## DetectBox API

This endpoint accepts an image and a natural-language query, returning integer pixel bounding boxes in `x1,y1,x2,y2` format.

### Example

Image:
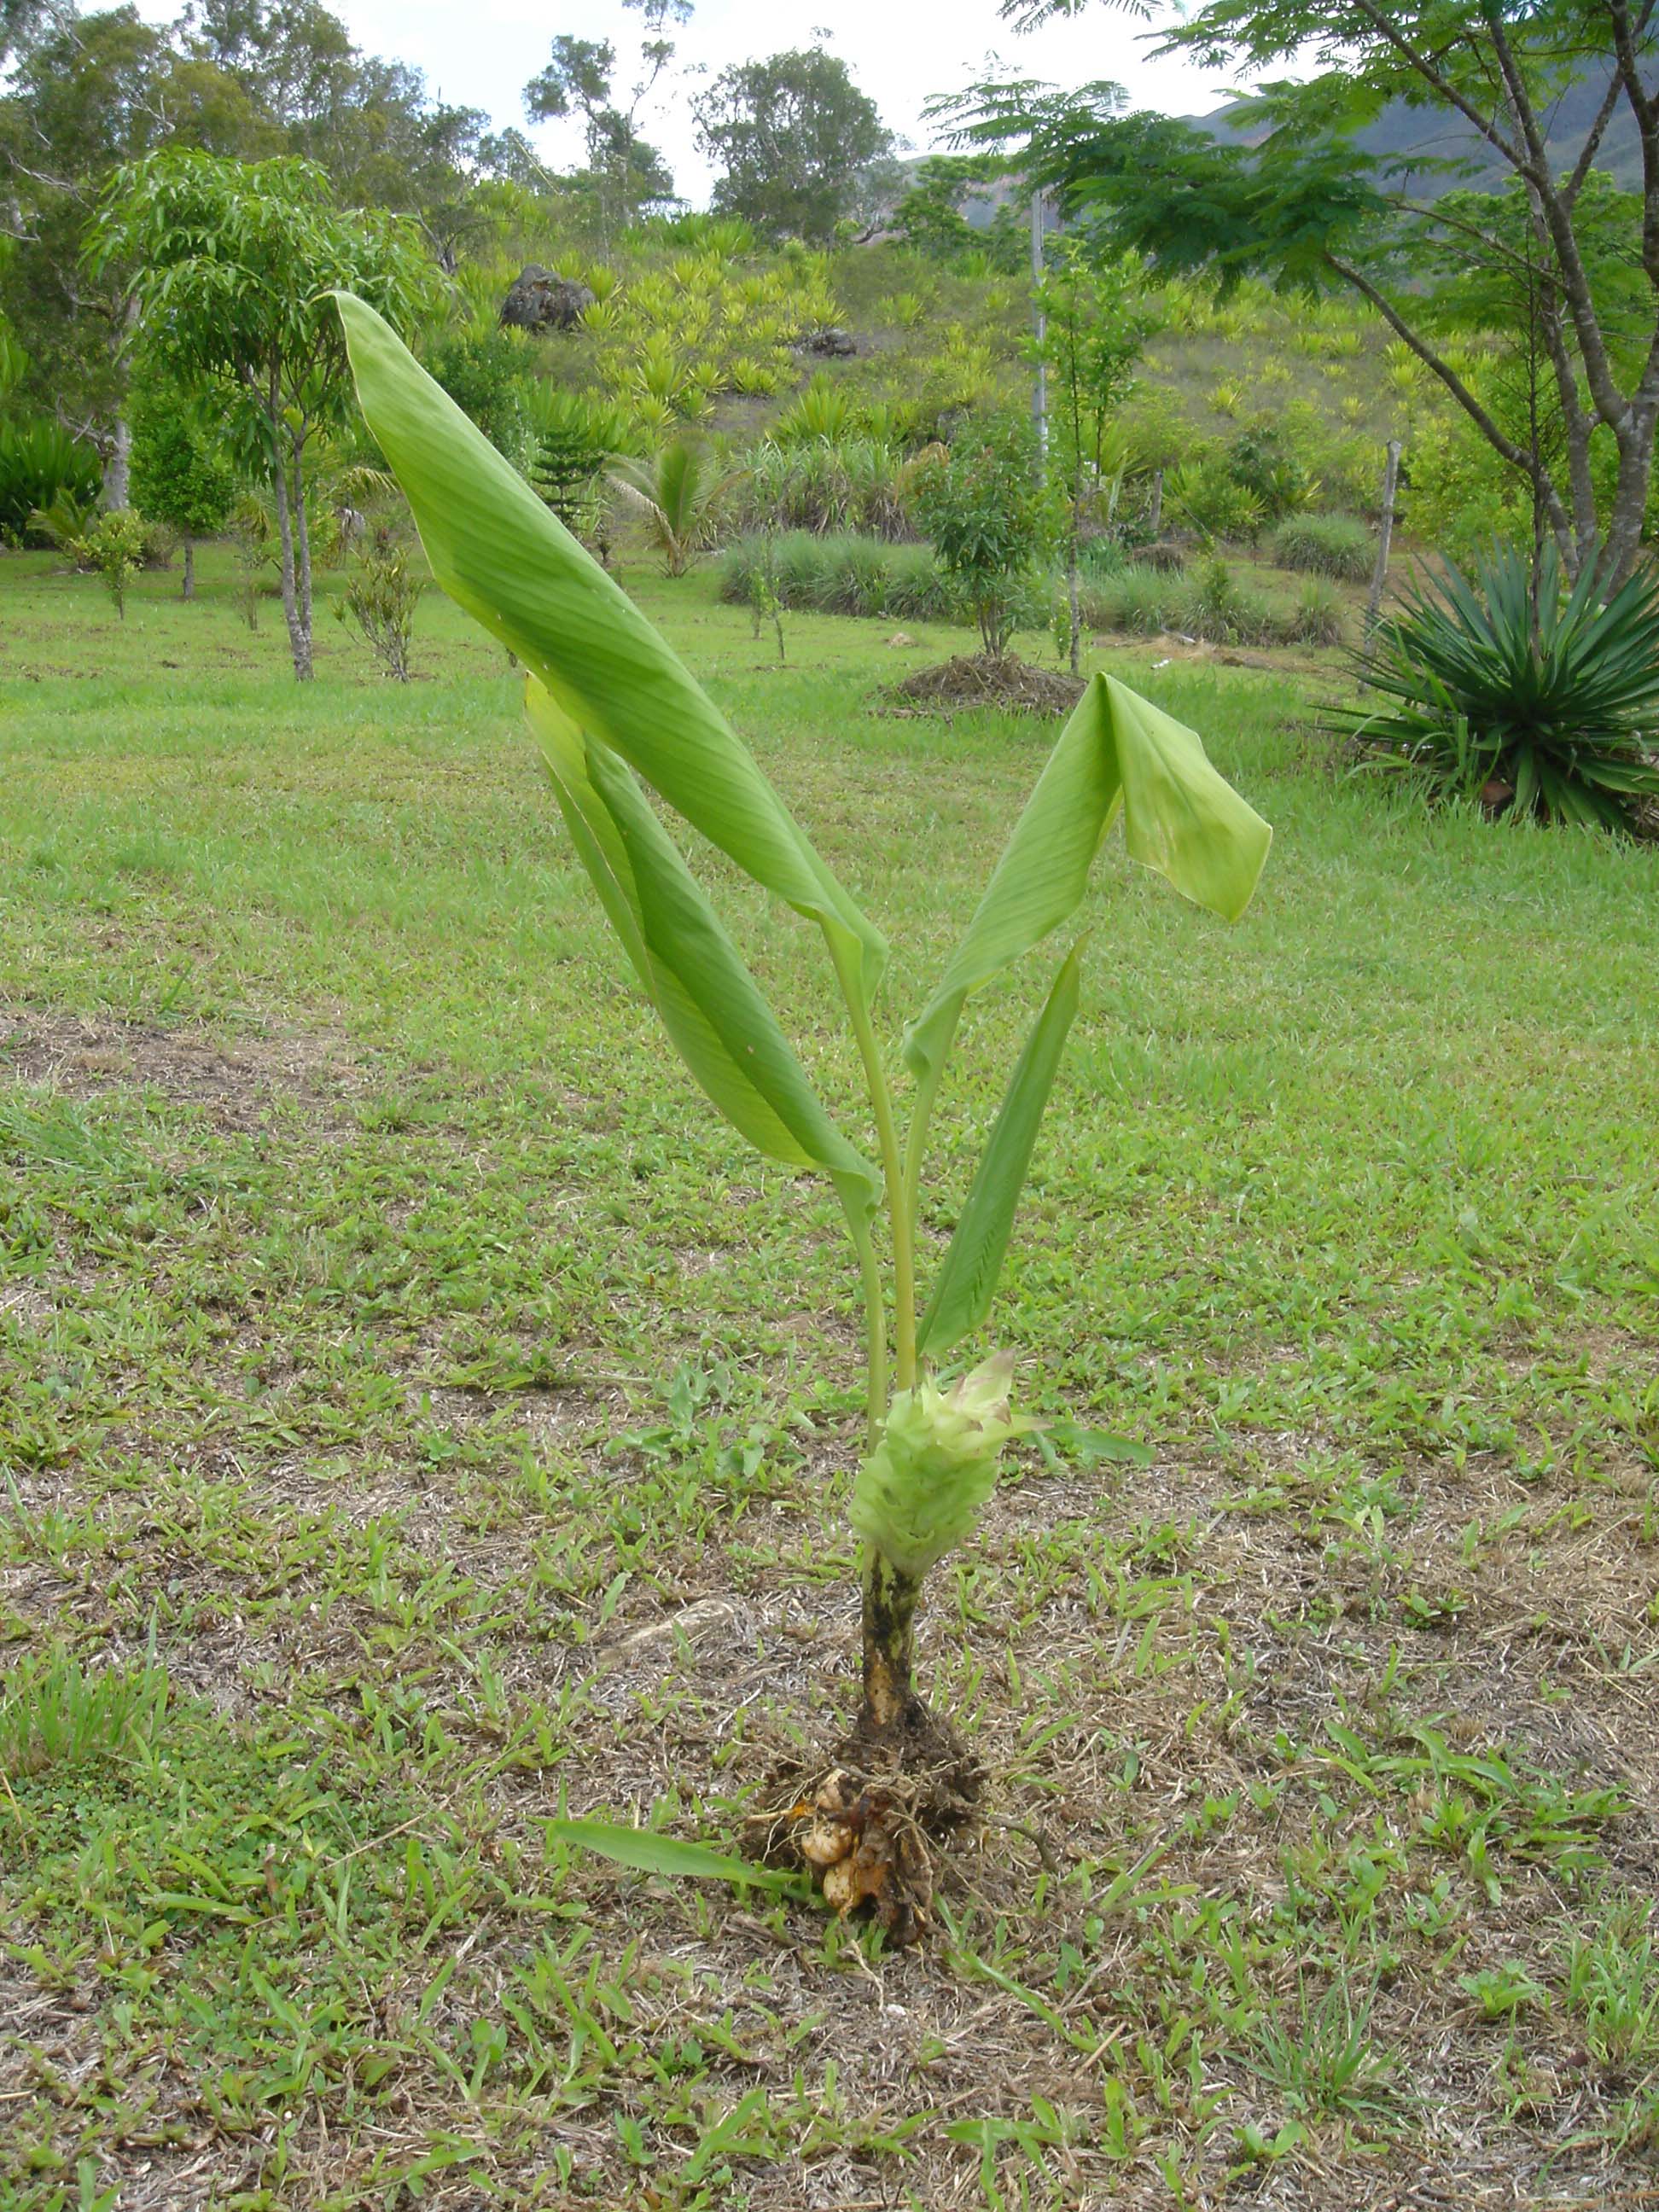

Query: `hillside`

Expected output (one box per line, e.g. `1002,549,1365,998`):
1198,58,1637,195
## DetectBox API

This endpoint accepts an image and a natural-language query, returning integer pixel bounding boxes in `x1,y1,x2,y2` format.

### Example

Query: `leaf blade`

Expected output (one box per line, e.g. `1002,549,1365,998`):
545,1819,808,1895
917,940,1086,1357
905,672,1271,1091
527,679,881,1225
330,290,887,1010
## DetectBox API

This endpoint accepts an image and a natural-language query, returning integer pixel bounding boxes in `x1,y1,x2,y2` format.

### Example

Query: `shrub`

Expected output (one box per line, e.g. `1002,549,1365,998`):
63,509,152,617
737,437,916,541
1336,543,1659,832
336,525,423,679
1225,423,1314,520
426,330,531,466
719,531,958,622
1180,556,1278,646
912,414,1057,656
773,374,857,445
884,541,958,621
1165,457,1266,544
1288,577,1347,647
1086,562,1176,637
0,418,102,545
1272,514,1373,582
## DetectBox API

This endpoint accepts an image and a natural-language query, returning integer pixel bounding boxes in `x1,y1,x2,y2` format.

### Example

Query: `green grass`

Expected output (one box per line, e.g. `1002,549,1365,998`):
2,543,1657,2208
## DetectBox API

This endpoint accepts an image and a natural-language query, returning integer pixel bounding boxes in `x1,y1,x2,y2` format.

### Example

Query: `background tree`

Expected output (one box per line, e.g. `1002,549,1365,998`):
693,44,899,243
1032,240,1155,671
523,0,690,236
0,5,256,504
129,376,236,597
941,0,1659,587
90,150,434,679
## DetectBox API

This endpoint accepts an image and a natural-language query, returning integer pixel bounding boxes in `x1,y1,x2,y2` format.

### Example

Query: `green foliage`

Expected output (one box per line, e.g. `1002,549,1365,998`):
1225,423,1314,519
736,437,918,541
772,374,856,445
912,415,1057,656
335,525,423,679
130,387,236,543
1272,512,1372,580
693,44,899,243
1081,560,1177,637
62,507,152,617
1183,554,1279,646
719,531,960,622
1289,575,1347,646
1341,544,1659,832
525,386,632,538
0,416,101,545
1164,457,1266,544
90,148,435,677
608,440,736,576
425,329,532,466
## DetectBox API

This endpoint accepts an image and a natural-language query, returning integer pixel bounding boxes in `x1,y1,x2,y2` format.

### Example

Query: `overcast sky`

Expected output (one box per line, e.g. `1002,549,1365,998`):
289,0,1238,202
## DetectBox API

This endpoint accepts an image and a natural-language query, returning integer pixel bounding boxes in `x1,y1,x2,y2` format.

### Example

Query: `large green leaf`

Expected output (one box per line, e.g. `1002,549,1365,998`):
330,291,886,1012
527,679,880,1225
905,674,1272,1103
917,940,1085,1356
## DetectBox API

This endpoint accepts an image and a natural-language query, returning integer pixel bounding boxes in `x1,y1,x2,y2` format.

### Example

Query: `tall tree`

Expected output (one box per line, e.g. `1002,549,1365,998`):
89,150,433,678
940,0,1659,586
692,44,899,243
523,0,690,236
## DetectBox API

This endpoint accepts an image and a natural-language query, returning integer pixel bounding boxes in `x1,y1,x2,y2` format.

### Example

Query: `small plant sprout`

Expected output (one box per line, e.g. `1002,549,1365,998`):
332,292,1272,1937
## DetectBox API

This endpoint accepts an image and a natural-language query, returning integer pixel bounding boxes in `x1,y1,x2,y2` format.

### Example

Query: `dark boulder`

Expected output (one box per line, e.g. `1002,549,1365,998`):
798,326,857,358
500,265,597,335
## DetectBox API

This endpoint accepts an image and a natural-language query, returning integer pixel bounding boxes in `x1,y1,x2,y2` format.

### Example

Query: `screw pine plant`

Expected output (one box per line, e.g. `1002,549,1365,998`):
332,292,1272,1930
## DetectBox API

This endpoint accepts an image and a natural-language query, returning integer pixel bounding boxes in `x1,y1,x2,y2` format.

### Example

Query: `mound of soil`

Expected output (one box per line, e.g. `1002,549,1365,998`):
882,652,1086,718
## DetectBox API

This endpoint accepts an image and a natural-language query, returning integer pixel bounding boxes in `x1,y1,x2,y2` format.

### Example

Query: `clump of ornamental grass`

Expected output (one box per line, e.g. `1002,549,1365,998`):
333,292,1273,1941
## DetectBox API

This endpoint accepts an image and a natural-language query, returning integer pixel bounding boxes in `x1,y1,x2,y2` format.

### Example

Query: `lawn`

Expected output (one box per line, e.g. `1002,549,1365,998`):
2,545,1658,2211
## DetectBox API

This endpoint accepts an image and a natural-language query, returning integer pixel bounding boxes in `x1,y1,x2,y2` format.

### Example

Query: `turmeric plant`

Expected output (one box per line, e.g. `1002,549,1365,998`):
332,292,1272,1924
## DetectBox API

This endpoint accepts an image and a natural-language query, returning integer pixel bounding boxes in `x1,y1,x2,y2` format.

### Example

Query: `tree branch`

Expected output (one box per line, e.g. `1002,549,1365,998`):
1346,0,1529,175
1324,248,1574,544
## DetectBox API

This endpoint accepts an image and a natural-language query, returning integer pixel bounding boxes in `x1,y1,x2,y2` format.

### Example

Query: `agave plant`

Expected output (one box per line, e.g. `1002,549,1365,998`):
1339,544,1659,832
331,293,1272,1933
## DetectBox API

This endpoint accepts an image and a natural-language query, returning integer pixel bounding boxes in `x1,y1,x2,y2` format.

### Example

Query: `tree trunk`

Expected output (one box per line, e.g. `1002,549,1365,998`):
1148,468,1163,537
182,539,195,601
271,443,313,682
1068,521,1082,678
861,1549,924,1731
102,418,131,512
1365,439,1403,637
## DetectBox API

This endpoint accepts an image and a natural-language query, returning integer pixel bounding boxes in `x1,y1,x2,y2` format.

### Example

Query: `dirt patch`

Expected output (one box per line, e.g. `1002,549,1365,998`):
880,652,1087,718
0,1004,371,1135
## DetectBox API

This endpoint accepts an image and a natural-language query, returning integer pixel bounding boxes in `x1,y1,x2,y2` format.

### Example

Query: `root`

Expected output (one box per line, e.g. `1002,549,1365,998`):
746,1702,984,1946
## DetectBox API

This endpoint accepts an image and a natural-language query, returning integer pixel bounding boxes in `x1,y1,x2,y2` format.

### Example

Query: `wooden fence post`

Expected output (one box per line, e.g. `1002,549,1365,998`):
1365,439,1403,636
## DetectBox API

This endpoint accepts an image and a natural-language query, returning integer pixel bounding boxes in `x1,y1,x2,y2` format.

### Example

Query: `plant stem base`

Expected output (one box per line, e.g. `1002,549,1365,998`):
747,1701,983,1947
